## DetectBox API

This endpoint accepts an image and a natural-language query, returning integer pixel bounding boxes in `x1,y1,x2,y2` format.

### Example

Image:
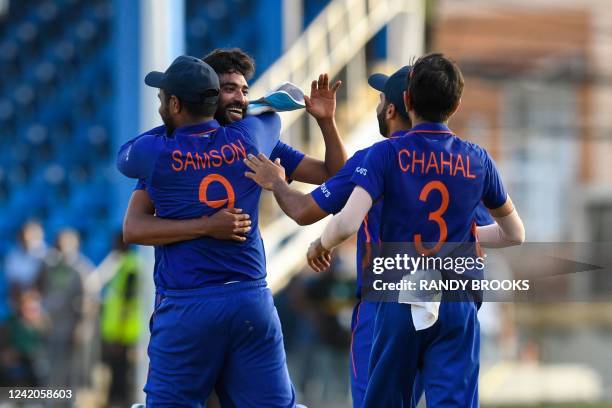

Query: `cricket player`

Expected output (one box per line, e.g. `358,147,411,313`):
244,65,496,407
306,53,525,407
123,48,346,246
116,56,321,407
119,48,345,407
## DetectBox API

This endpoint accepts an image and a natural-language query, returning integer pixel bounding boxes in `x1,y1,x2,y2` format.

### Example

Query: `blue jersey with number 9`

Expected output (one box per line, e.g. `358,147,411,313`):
117,113,304,289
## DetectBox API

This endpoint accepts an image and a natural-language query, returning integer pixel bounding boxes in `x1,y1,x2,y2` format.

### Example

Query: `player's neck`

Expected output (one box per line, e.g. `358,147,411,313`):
388,119,411,136
410,115,448,128
174,115,215,130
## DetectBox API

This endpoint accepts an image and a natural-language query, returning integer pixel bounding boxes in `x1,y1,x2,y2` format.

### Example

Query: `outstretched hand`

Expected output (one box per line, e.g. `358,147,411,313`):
305,73,341,121
306,238,332,272
244,153,286,191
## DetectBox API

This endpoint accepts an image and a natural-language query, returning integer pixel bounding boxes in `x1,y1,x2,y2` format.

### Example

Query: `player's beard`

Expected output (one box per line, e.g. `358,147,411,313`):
215,103,248,125
160,106,176,134
377,110,389,137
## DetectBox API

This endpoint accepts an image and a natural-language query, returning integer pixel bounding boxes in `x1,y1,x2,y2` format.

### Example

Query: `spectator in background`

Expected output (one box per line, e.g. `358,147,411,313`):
38,228,86,389
100,233,143,407
1,234,48,388
0,265,19,385
4,220,48,294
55,228,95,279
0,289,48,387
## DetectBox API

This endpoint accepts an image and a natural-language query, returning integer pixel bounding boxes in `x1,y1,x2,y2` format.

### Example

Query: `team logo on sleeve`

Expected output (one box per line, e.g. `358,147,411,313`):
355,167,368,176
320,183,331,198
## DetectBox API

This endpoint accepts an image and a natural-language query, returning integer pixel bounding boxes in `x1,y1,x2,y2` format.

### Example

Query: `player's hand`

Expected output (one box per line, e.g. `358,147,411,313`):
305,73,341,121
307,238,332,272
202,208,251,242
244,153,286,191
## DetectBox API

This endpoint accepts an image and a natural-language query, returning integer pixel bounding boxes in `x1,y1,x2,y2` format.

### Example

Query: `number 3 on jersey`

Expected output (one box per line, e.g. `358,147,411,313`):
414,180,449,256
199,174,236,209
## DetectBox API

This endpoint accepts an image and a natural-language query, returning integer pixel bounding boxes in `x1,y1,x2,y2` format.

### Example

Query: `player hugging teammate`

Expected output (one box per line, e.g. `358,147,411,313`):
117,49,345,407
116,50,524,407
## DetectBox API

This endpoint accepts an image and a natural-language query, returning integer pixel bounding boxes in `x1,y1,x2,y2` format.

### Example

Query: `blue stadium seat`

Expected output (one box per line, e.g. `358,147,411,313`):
0,0,114,262
185,0,280,80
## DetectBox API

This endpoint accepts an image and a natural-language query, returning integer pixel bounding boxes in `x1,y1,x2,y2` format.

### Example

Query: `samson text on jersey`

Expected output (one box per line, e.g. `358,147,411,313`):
117,113,298,289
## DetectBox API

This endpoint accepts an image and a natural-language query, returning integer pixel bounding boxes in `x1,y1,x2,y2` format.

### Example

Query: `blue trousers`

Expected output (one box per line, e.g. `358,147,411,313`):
145,280,296,407
351,300,422,408
364,301,480,408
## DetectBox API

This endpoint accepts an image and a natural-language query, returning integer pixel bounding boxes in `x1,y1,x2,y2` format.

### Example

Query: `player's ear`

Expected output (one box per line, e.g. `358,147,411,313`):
403,90,412,113
387,103,397,120
171,96,181,114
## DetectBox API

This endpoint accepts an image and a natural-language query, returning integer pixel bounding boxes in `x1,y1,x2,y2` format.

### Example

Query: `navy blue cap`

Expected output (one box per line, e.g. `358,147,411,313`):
368,65,411,119
145,55,220,104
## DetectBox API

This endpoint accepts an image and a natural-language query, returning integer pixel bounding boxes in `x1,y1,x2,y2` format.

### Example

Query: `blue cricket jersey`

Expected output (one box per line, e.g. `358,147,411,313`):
311,148,382,298
352,123,506,278
312,144,497,296
118,113,304,289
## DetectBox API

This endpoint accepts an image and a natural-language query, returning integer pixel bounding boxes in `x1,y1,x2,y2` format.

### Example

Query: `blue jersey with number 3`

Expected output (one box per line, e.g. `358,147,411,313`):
313,143,496,295
117,113,304,289
351,123,506,262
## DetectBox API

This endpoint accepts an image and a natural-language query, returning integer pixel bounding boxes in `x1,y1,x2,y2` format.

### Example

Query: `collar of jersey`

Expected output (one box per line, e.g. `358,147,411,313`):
174,120,220,137
406,122,453,135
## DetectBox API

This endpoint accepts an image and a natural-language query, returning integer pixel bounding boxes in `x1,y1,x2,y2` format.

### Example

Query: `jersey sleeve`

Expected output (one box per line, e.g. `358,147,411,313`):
350,141,390,202
474,202,495,226
134,179,147,191
480,149,508,209
270,141,305,177
310,149,367,214
116,131,165,180
229,112,281,157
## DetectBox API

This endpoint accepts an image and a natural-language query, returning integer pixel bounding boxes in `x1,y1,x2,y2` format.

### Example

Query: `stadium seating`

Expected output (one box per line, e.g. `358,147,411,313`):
0,0,290,263
0,0,113,262
185,0,288,80
0,0,372,264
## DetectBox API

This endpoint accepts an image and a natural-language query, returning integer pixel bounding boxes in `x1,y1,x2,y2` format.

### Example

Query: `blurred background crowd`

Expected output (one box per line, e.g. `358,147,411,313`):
1,0,612,407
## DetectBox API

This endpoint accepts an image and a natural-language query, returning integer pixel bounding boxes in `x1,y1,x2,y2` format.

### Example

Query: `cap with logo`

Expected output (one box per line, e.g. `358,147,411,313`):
367,65,411,119
145,55,220,104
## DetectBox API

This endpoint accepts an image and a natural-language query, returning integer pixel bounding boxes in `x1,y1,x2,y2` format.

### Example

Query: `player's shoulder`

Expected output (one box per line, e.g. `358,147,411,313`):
370,138,396,151
333,147,372,176
134,124,166,140
452,134,490,160
147,124,166,136
367,138,399,161
224,113,279,145
227,112,280,133
348,146,374,163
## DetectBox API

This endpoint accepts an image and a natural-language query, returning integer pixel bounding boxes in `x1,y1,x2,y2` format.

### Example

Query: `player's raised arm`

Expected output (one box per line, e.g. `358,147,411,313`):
230,111,283,156
288,74,347,184
122,188,252,245
244,154,327,225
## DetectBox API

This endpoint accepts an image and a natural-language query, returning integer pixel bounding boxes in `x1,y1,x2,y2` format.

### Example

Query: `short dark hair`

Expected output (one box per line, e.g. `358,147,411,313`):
203,48,255,80
407,53,464,122
164,92,216,117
